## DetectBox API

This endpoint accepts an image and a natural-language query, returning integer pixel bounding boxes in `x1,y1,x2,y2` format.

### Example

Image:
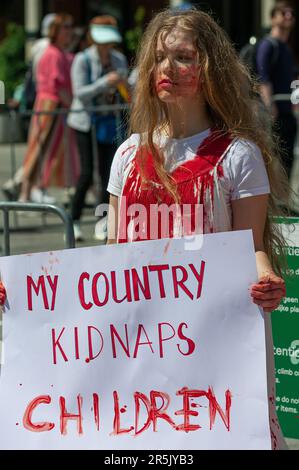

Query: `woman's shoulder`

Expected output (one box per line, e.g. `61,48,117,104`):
39,44,64,68
44,44,62,57
108,134,141,195
224,137,267,181
37,45,58,73
222,137,270,198
227,137,263,163
72,47,91,65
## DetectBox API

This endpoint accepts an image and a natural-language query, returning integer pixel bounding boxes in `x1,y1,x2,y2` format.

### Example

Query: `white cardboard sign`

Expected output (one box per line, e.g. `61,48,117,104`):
0,231,271,449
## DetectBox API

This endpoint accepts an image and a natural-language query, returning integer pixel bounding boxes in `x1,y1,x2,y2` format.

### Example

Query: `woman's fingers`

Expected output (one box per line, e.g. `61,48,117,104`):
251,280,285,290
250,273,286,313
251,289,285,301
250,274,286,301
250,283,271,293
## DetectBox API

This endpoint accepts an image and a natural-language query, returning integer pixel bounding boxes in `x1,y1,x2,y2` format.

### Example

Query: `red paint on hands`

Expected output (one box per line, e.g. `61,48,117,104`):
250,272,286,313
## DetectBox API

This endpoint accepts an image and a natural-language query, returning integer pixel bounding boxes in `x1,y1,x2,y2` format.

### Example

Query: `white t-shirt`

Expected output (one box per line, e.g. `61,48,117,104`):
108,129,270,205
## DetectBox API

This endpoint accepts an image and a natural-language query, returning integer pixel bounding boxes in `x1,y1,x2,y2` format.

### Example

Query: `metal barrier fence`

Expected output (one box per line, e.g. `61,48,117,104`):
0,202,75,256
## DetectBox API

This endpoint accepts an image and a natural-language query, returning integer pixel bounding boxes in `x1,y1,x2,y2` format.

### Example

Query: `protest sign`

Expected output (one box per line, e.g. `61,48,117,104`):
272,218,299,440
0,231,271,450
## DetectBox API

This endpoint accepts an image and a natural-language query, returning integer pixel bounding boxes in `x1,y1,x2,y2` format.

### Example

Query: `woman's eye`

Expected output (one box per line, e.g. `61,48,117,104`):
177,55,193,62
156,55,164,63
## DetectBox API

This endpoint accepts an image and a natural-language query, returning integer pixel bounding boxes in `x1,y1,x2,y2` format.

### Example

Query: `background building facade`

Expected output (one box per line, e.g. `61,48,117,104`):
0,1,298,59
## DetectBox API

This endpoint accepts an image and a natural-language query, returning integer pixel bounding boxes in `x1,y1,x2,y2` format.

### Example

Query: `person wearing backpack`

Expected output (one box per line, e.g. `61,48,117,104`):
239,35,280,79
67,16,128,242
256,1,297,180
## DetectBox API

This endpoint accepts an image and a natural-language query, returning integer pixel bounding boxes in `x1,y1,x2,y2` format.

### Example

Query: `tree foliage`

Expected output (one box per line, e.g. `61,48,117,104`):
0,23,26,100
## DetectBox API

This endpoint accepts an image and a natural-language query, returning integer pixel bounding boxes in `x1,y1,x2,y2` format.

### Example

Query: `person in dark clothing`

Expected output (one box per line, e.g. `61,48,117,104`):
256,1,297,180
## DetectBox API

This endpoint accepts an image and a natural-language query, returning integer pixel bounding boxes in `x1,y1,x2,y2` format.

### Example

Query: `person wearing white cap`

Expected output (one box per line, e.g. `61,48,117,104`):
31,13,57,80
68,16,128,242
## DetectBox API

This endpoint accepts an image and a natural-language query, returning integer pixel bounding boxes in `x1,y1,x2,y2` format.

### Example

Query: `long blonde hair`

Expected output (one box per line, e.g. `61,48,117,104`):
130,8,290,273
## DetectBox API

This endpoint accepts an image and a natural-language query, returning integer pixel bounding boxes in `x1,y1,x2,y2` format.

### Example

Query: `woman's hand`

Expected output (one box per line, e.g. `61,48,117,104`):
106,71,123,87
250,272,286,313
0,282,7,306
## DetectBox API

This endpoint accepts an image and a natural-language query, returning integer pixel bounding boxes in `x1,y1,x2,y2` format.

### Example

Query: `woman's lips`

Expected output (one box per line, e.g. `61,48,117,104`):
157,79,176,90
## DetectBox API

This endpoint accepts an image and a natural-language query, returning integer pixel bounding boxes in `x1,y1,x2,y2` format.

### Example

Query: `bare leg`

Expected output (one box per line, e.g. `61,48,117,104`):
19,178,33,202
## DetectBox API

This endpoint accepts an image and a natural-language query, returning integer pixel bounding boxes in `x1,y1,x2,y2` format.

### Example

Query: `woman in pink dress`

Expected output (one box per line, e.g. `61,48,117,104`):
19,13,80,202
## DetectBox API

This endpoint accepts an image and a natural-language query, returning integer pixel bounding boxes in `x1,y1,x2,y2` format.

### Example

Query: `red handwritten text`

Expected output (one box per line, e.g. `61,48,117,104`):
22,387,232,436
27,275,58,311
51,322,196,365
78,262,206,310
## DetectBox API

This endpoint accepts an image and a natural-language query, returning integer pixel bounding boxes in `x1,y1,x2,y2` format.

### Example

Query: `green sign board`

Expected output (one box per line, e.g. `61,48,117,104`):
272,218,299,440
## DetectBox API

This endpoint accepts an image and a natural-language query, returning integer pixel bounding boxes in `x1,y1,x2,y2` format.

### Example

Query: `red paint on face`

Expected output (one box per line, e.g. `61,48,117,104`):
175,65,200,95
155,29,200,101
156,64,200,97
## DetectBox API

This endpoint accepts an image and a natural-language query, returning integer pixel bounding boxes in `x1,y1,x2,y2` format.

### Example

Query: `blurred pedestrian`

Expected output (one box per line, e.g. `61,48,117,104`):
256,1,297,180
19,13,80,204
1,13,57,201
67,15,128,242
31,13,57,81
68,26,88,54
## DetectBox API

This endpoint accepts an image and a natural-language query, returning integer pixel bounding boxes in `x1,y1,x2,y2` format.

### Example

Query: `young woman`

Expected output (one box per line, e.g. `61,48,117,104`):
106,9,288,449
19,13,79,203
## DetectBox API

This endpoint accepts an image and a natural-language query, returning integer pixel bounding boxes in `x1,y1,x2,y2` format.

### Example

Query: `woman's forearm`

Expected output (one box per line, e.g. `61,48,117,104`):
255,250,275,279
